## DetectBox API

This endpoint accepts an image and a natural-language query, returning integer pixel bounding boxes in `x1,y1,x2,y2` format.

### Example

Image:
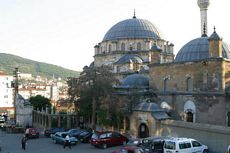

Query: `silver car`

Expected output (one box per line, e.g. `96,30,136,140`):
51,132,78,145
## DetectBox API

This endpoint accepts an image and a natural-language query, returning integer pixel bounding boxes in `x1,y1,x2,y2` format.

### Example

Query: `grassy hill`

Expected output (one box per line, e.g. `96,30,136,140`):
0,53,80,79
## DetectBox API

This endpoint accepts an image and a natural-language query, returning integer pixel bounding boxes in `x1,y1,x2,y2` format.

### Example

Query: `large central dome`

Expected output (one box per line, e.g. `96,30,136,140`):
103,17,164,41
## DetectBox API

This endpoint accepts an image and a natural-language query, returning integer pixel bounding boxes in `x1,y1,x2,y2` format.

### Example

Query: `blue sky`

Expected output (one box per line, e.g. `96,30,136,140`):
0,0,229,71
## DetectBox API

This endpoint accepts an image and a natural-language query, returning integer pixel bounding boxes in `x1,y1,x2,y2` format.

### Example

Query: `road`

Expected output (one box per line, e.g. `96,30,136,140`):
0,130,120,153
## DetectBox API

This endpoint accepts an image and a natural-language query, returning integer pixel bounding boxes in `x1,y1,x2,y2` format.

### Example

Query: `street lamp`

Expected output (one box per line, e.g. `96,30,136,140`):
13,68,19,124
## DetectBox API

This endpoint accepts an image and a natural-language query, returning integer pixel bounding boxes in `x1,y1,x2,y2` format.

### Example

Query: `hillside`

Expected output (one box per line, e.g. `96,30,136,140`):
0,53,80,79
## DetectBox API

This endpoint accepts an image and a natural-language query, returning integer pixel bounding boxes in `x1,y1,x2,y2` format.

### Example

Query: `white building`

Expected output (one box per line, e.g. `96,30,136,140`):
0,71,14,117
19,84,59,101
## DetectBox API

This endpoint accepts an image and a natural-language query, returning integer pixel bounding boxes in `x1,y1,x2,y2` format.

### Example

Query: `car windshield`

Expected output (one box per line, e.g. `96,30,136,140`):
80,131,88,136
91,133,98,139
99,133,111,138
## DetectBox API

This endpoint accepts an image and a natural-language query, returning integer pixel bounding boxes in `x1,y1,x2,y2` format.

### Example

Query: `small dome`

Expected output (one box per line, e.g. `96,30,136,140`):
175,36,230,62
134,102,162,112
121,74,149,87
114,54,143,65
103,17,164,41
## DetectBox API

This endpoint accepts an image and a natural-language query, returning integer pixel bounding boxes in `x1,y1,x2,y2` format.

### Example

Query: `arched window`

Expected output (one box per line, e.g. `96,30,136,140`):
121,43,125,51
108,44,111,52
164,78,169,92
129,45,133,51
133,62,139,72
228,111,230,127
203,70,208,84
137,42,141,50
100,47,103,54
186,77,193,91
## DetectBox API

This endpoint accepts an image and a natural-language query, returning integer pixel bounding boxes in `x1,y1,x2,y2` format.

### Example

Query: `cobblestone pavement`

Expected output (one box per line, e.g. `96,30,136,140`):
0,130,119,153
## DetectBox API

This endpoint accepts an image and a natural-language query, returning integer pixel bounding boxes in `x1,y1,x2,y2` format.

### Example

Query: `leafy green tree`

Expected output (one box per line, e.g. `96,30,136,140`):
67,65,117,129
29,95,51,112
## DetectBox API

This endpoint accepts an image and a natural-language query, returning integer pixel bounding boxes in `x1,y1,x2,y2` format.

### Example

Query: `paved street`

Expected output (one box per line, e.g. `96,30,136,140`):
0,130,119,153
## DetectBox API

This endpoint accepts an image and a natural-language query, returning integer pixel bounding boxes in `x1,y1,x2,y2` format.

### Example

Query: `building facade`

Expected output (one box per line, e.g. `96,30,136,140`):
90,0,230,135
0,71,14,118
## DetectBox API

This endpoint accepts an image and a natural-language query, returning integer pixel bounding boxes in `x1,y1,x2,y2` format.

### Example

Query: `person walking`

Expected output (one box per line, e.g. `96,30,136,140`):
21,135,27,150
63,134,71,149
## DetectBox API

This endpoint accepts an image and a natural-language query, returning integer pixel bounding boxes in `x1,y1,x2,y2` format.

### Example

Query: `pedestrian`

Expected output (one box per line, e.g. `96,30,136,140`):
63,134,71,149
21,135,27,150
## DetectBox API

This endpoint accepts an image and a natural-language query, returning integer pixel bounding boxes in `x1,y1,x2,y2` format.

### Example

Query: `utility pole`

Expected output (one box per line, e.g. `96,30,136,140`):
91,69,97,130
13,68,19,124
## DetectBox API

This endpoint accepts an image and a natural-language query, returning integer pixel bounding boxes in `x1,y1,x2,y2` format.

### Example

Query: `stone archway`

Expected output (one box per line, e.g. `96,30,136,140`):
184,100,196,123
138,123,149,138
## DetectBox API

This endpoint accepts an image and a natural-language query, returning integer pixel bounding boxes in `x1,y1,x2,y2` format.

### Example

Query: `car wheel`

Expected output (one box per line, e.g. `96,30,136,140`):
102,143,107,149
53,139,57,144
203,149,208,153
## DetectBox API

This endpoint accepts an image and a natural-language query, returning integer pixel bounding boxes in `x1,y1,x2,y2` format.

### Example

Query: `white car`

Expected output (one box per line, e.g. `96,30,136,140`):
163,137,208,153
228,145,230,153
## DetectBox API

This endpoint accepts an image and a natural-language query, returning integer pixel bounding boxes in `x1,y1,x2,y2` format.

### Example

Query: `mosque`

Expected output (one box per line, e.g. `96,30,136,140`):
91,0,230,138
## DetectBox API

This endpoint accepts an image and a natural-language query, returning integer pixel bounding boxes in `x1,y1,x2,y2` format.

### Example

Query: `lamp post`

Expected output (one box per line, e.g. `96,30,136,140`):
13,68,19,124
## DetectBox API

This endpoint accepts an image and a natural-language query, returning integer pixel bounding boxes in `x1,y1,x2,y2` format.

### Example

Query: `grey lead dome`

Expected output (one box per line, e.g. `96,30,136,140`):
121,74,149,87
103,18,164,41
175,37,230,62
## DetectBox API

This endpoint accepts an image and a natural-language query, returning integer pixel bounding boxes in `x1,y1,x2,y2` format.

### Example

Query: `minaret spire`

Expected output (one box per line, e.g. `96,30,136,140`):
202,23,207,37
133,9,136,19
197,0,210,36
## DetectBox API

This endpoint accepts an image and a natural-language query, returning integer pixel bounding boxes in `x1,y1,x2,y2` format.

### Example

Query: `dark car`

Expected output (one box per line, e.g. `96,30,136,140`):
44,127,65,137
111,146,145,153
67,129,84,138
77,131,93,143
25,128,39,139
141,136,170,153
90,131,129,149
126,138,143,147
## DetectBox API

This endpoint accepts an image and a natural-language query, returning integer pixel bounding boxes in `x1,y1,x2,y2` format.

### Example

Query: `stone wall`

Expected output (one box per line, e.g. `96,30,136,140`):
156,120,230,153
149,59,224,92
148,59,230,125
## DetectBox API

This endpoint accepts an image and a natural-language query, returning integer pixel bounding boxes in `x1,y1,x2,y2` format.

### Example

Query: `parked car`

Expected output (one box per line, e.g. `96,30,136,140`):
51,132,78,145
141,136,170,153
0,116,5,128
163,137,208,153
25,128,39,139
228,145,230,153
44,127,65,137
66,129,84,138
111,146,145,153
126,138,143,147
77,130,93,143
90,131,129,149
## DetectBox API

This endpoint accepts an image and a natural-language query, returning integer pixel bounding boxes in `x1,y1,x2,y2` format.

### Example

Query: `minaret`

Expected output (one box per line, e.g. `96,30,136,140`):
197,0,210,36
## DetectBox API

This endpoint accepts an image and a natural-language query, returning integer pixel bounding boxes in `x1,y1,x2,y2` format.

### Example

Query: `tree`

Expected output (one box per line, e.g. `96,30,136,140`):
67,65,117,129
30,95,51,112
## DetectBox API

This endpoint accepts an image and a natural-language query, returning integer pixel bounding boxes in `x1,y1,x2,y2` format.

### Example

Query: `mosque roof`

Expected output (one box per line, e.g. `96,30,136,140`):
103,15,164,41
175,31,230,62
114,54,143,65
133,102,170,120
121,73,149,88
